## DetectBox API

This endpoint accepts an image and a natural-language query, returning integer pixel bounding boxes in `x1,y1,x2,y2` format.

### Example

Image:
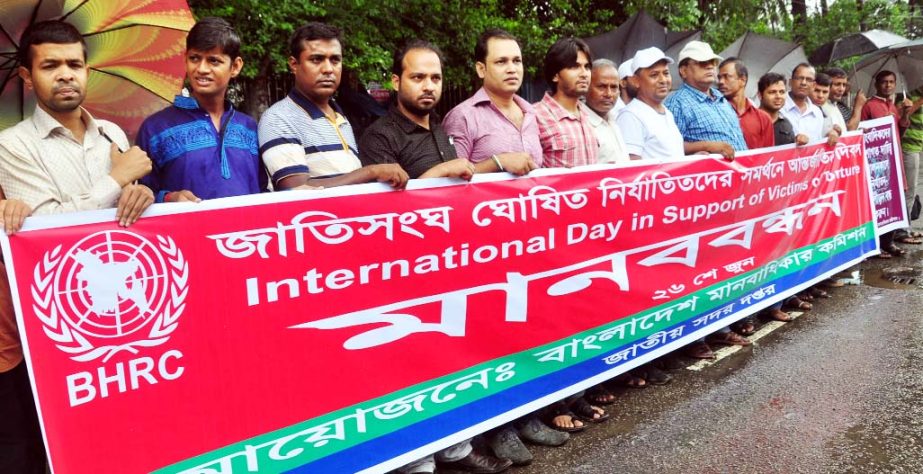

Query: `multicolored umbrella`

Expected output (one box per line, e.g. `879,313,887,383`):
0,0,195,138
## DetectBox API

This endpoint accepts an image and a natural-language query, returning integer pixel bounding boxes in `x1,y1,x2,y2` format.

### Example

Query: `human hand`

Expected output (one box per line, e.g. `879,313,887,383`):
109,143,152,186
855,90,868,108
497,152,536,176
826,129,840,147
437,158,476,180
713,142,735,161
367,164,409,189
795,134,810,146
165,190,201,203
116,184,154,227
0,199,31,234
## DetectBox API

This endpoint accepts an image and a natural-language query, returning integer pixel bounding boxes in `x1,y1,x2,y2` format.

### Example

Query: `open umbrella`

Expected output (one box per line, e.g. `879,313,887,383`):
851,39,923,97
809,29,908,65
0,0,195,138
582,10,701,87
719,31,809,100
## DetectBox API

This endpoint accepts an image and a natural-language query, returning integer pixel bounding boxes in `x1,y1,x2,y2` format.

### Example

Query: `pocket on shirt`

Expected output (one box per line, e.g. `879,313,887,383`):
549,133,576,152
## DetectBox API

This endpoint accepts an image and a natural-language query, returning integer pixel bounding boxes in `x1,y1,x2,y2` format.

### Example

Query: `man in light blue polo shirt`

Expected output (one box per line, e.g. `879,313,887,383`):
258,22,408,190
664,41,747,160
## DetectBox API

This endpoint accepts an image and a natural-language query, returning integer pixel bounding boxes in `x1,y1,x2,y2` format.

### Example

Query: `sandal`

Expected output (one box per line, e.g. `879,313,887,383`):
799,292,815,302
895,235,923,244
615,370,647,389
569,397,609,424
640,365,673,385
875,250,894,259
784,297,812,311
684,341,716,359
543,402,585,432
586,385,616,405
883,243,906,255
763,308,793,322
809,287,831,299
706,331,752,346
731,317,757,336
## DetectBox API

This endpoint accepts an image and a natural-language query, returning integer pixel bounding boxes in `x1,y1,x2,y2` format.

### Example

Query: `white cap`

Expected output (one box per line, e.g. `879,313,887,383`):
630,47,674,75
677,40,723,64
618,60,633,80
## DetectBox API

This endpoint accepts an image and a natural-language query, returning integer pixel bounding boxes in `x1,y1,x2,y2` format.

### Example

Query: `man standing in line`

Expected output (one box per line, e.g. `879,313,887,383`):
810,73,845,139
533,37,599,168
826,67,866,131
258,22,408,191
585,59,629,163
0,20,156,473
137,17,266,203
717,57,774,150
617,59,634,108
862,70,917,256
758,72,808,148
665,41,747,160
442,29,539,176
615,47,683,160
780,63,839,146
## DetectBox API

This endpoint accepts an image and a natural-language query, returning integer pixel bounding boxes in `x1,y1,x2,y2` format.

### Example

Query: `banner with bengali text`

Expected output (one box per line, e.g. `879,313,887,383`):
2,133,877,474
861,116,908,234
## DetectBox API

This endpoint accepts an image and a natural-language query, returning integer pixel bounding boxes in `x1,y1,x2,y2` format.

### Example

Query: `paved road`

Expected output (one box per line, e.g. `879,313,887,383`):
516,250,923,474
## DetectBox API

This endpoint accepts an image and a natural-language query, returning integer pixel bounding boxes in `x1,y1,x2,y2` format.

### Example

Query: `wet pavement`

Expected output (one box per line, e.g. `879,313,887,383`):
514,246,923,474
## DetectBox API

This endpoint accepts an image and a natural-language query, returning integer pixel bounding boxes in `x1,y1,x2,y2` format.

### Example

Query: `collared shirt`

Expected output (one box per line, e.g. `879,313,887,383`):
0,105,125,214
664,83,748,151
258,89,361,186
731,98,774,150
533,92,598,168
772,114,796,146
443,87,542,168
615,99,685,160
821,101,846,136
780,94,825,142
586,108,630,164
861,96,900,125
835,100,852,124
137,95,266,202
359,106,457,178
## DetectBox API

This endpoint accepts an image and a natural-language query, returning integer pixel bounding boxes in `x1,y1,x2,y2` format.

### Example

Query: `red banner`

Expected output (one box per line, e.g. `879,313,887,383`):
3,134,876,473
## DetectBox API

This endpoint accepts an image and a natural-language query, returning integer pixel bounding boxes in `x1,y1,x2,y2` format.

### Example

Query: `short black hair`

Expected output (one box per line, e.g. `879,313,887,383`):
791,62,813,79
758,72,786,94
543,37,593,93
815,72,832,87
187,17,241,59
475,28,519,63
392,39,444,77
719,57,748,79
875,70,896,85
290,22,342,59
18,20,86,69
825,67,847,79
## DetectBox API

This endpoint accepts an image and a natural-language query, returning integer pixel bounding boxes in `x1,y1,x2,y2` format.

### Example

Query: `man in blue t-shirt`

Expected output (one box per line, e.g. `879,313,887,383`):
137,17,266,203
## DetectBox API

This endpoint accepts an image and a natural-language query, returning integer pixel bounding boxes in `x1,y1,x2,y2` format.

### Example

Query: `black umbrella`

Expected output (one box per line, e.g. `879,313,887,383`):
809,29,907,65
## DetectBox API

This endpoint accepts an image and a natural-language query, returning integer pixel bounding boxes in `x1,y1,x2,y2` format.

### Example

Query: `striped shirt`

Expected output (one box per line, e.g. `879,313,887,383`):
664,83,748,151
442,87,543,168
533,92,598,168
0,105,125,214
258,89,361,186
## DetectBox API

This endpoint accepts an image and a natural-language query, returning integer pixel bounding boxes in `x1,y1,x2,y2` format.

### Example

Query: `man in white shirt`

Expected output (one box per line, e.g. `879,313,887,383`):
811,72,845,138
615,47,684,160
780,63,839,145
585,59,629,163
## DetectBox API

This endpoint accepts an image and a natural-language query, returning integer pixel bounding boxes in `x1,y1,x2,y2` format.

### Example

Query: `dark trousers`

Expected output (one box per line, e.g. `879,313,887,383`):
0,362,47,474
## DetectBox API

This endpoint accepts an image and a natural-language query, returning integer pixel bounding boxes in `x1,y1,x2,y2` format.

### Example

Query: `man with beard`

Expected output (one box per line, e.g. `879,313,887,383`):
534,37,599,168
258,22,408,191
617,59,635,107
615,47,683,160
585,59,629,163
665,41,747,160
717,57,774,150
358,40,512,474
443,29,539,176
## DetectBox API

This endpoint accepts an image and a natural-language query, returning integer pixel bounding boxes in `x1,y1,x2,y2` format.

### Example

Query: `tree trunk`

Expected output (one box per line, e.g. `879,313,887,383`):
791,0,808,42
820,0,828,16
857,0,867,31
244,75,271,121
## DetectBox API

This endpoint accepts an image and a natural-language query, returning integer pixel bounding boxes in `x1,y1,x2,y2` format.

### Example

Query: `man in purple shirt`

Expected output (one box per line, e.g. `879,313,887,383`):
443,29,539,175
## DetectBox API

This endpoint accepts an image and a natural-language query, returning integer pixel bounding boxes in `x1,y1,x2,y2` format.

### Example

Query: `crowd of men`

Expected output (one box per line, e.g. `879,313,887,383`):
0,17,920,474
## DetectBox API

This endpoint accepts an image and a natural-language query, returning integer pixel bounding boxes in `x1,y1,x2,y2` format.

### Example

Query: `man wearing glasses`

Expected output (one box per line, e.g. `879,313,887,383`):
780,63,830,143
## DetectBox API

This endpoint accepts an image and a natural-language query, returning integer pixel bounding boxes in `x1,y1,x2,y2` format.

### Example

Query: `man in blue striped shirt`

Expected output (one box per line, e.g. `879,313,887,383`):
664,41,748,161
258,22,407,191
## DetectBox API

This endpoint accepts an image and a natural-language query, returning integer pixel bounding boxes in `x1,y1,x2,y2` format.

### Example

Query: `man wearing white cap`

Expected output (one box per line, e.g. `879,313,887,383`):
585,59,629,163
617,59,634,107
664,40,747,161
614,47,684,160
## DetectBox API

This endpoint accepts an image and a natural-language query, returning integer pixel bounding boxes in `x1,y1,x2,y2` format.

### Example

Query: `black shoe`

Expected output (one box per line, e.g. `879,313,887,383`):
438,451,513,473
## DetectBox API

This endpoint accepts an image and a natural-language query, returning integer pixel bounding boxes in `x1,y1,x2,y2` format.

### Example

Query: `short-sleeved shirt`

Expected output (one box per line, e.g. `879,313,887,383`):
780,94,825,142
0,106,125,215
443,87,542,168
664,83,748,151
861,96,900,125
615,99,684,160
731,98,774,150
772,114,796,146
137,95,266,202
835,100,852,125
902,94,923,153
359,107,457,179
821,101,846,135
586,108,630,164
533,92,598,168
258,89,361,186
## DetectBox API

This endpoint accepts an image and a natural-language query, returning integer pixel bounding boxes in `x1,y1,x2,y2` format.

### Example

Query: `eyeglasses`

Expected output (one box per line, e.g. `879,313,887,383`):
793,76,815,83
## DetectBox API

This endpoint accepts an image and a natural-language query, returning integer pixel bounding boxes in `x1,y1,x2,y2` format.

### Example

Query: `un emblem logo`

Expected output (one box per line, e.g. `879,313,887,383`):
32,231,188,362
